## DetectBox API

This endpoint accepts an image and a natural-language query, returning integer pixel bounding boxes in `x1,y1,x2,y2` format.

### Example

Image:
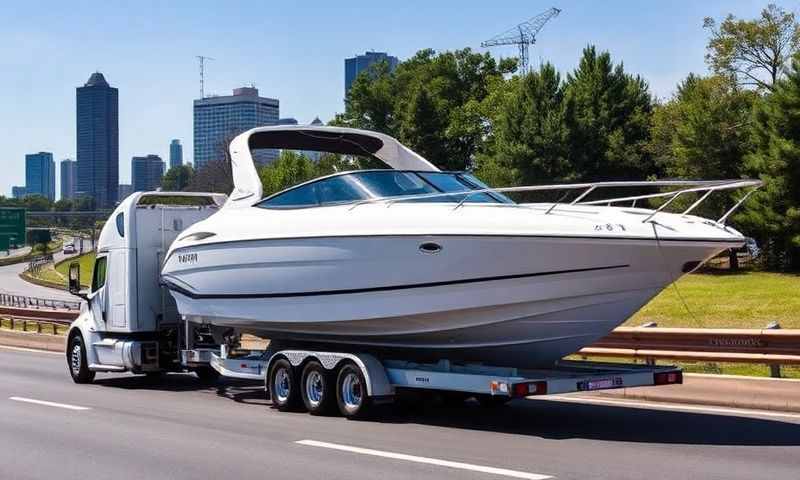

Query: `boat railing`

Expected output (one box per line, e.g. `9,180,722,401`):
348,179,763,224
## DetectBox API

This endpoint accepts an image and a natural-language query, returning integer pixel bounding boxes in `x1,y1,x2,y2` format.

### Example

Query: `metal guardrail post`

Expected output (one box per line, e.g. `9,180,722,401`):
766,321,782,378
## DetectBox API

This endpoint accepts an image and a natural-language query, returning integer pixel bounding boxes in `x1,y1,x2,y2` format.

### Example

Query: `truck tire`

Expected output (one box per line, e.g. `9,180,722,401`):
336,363,371,419
300,361,335,415
67,334,95,384
269,358,301,411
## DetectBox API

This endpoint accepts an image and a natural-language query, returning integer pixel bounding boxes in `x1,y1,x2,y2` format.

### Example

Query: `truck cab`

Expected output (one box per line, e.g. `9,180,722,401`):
66,191,226,383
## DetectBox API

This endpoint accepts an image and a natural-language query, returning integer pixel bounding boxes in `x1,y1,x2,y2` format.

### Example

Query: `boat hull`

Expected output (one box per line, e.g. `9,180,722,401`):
162,235,735,367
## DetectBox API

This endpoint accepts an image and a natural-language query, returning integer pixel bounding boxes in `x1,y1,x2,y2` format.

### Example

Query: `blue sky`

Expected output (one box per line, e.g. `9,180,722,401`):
0,0,771,197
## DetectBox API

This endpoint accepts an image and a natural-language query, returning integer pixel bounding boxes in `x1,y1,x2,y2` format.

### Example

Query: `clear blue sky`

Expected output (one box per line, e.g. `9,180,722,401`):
0,0,771,197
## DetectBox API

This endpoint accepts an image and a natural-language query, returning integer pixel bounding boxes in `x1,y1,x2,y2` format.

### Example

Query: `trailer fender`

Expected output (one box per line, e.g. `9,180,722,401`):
268,350,394,397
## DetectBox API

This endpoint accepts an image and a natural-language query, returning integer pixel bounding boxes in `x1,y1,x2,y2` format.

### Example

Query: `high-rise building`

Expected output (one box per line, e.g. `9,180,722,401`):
60,158,78,200
277,117,298,125
11,186,26,199
193,86,279,169
25,152,56,201
118,183,133,201
344,51,399,99
77,72,119,208
169,139,183,169
131,155,165,192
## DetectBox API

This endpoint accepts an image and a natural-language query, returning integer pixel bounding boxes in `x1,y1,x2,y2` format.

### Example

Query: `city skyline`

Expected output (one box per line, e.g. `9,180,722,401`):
0,1,769,197
76,72,118,208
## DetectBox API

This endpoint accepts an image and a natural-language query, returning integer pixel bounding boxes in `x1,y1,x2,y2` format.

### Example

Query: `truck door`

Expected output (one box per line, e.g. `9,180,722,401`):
87,255,108,325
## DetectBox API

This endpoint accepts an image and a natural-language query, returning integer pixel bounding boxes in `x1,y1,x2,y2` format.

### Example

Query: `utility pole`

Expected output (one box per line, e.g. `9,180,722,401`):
196,55,214,99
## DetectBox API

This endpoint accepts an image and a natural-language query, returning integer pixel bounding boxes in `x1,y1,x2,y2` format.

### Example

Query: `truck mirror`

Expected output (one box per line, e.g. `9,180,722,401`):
68,262,86,299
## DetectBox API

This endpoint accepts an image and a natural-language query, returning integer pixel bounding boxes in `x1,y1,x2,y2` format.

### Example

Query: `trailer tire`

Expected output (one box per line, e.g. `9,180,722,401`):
269,358,302,412
67,333,95,384
336,363,371,419
300,361,335,415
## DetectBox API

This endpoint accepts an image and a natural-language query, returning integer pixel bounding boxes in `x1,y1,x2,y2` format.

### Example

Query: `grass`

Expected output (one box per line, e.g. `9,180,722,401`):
55,251,95,288
627,271,800,329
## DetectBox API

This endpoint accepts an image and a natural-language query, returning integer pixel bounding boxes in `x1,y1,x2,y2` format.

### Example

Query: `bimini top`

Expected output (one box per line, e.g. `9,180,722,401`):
226,125,439,208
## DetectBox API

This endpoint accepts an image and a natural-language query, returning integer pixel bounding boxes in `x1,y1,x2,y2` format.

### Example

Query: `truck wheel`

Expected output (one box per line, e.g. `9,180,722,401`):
67,334,95,384
301,361,335,415
336,363,371,419
269,358,301,411
194,366,220,383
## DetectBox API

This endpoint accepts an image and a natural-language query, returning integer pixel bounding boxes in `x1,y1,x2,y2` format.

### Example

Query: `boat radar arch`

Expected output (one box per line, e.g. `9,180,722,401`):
226,125,440,208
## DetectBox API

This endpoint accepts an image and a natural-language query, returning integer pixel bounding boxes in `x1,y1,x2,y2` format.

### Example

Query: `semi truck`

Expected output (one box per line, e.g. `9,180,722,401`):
65,192,682,418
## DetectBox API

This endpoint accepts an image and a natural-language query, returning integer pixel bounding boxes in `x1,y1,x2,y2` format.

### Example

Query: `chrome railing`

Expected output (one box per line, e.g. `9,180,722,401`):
348,178,763,224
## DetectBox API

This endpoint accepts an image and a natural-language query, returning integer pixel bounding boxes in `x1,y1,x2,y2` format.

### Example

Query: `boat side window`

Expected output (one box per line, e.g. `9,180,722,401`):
260,184,320,208
350,171,440,200
417,172,496,203
91,256,108,293
315,176,365,205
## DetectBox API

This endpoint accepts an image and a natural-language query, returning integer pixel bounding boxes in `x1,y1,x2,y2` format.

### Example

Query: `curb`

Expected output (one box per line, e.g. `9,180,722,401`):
588,372,800,413
0,329,65,353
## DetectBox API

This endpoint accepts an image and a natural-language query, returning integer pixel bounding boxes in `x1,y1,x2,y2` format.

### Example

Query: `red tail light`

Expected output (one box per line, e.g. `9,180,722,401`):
512,381,548,397
654,371,682,385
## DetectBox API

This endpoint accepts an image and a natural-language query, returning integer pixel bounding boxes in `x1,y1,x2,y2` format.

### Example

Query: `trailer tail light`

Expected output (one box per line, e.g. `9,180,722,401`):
653,371,682,385
512,381,547,397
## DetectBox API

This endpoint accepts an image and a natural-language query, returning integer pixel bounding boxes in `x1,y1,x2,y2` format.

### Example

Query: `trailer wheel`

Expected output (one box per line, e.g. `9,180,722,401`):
301,361,335,415
67,333,95,384
269,358,301,411
336,363,371,419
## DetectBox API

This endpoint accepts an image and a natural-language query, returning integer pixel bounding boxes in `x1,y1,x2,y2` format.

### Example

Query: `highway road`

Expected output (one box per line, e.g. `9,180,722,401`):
0,237,91,301
1,347,798,480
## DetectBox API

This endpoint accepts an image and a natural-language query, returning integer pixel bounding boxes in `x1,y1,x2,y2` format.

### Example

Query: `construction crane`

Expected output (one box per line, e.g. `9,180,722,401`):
196,55,214,99
481,7,561,74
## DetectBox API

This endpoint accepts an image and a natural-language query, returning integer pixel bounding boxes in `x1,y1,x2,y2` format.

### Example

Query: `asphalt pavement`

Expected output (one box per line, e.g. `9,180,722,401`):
0,237,91,301
1,347,798,480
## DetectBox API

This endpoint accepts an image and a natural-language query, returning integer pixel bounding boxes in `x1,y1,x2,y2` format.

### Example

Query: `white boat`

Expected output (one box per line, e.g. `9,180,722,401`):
161,126,760,368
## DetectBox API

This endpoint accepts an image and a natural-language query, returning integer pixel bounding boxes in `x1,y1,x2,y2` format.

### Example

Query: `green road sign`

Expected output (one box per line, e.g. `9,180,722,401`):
0,208,26,248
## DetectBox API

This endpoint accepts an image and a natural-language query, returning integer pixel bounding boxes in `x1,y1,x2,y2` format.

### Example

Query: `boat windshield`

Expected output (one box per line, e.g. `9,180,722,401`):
257,171,514,209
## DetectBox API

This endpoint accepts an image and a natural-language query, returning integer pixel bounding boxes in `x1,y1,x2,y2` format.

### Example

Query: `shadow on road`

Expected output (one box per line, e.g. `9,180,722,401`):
93,375,800,447
375,396,800,447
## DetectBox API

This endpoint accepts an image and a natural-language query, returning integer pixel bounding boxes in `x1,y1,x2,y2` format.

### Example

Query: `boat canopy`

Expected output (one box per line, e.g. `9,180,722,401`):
227,126,439,208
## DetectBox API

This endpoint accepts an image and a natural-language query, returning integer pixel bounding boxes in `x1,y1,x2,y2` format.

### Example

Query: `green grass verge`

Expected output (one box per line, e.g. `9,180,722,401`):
55,251,95,288
627,271,800,329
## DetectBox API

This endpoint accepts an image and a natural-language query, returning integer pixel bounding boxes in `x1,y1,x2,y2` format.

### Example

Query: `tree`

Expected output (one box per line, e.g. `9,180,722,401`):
649,74,755,185
20,195,51,212
53,199,73,212
475,63,570,187
161,165,195,191
333,48,515,170
738,51,800,270
704,4,800,91
563,46,655,181
258,150,320,196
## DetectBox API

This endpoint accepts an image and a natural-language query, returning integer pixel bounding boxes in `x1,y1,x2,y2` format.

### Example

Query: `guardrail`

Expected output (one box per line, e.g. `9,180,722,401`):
580,325,800,377
0,293,80,311
0,306,797,377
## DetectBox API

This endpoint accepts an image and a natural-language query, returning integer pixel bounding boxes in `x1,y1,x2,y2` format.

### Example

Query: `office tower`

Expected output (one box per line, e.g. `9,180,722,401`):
344,51,398,99
131,155,165,192
76,72,119,208
25,152,56,201
169,139,183,169
60,158,78,200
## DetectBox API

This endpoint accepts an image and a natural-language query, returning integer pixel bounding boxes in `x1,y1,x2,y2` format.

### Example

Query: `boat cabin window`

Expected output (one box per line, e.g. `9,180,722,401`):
258,170,513,209
91,256,107,293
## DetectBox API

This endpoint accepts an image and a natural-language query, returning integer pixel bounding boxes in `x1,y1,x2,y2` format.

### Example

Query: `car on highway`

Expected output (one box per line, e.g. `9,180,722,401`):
62,243,76,254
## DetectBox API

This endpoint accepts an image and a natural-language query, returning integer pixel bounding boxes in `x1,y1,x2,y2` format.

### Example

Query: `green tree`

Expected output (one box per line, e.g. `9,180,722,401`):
704,4,800,91
649,74,755,185
21,195,51,212
475,63,570,186
258,150,321,196
563,46,655,181
53,199,73,212
161,165,195,191
738,52,800,270
333,48,515,170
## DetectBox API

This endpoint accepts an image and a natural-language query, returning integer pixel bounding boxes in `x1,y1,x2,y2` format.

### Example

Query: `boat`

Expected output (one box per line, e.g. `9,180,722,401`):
161,125,761,368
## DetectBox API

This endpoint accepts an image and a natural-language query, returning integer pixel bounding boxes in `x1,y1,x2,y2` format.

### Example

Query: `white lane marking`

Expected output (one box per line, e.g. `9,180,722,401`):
547,395,800,420
0,345,62,355
296,439,552,480
9,396,90,411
